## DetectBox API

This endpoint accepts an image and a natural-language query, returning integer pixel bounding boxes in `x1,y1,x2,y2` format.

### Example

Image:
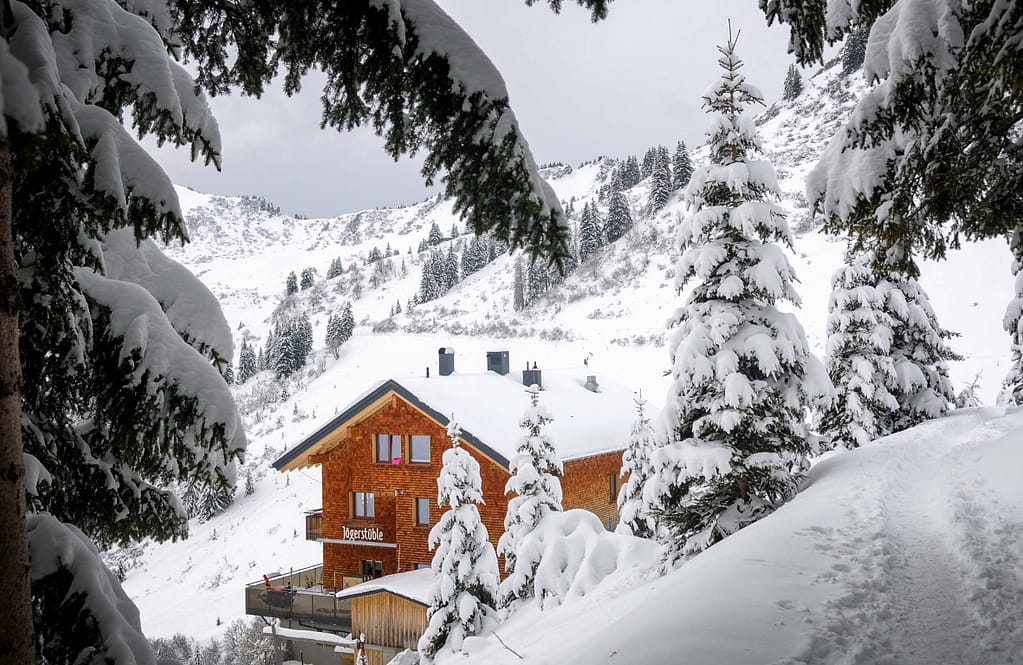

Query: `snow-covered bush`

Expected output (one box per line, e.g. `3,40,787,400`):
509,510,661,610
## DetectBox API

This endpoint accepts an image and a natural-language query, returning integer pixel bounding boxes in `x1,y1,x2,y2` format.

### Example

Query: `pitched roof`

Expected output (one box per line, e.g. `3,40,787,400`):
274,368,642,471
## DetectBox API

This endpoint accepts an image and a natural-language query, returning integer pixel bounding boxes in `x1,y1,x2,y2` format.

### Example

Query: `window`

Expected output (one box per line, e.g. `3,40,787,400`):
415,497,430,525
353,491,375,518
361,560,383,579
410,435,431,463
608,474,619,503
414,563,431,570
375,434,402,463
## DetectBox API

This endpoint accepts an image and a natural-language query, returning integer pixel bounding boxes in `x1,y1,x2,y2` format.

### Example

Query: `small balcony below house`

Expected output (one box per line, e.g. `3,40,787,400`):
305,509,323,541
244,564,370,633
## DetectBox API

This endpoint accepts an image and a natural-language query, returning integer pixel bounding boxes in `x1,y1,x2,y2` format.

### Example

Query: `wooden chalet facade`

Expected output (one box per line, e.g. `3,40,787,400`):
273,351,635,588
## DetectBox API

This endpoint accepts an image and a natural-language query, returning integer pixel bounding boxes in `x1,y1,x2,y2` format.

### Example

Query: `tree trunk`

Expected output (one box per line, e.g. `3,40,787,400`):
0,4,33,659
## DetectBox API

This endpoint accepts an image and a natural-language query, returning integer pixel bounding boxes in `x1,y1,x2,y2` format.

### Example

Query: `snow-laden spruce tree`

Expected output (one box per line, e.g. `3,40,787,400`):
647,25,829,563
0,1,245,662
604,170,632,243
881,265,958,433
238,340,259,382
648,146,672,213
578,201,604,261
781,64,803,100
1001,228,1023,405
615,396,658,539
671,141,694,191
497,385,563,607
419,421,499,664
818,252,899,450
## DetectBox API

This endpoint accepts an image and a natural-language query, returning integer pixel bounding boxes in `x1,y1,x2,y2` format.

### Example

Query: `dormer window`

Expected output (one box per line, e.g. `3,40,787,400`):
375,434,401,464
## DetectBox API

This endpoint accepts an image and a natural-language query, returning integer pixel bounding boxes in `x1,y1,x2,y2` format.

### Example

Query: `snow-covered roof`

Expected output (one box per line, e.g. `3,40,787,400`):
275,367,641,471
334,568,433,606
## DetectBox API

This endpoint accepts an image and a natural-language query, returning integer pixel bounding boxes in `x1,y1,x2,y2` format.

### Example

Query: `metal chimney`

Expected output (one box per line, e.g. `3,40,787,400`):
438,347,455,376
486,350,510,376
584,375,599,392
522,361,542,389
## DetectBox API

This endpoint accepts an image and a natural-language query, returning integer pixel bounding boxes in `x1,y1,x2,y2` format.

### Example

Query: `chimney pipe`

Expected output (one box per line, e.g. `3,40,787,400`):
522,362,542,389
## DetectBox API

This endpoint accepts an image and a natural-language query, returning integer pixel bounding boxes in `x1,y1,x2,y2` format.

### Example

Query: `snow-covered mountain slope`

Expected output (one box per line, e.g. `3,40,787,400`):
455,406,1023,665
123,58,1015,641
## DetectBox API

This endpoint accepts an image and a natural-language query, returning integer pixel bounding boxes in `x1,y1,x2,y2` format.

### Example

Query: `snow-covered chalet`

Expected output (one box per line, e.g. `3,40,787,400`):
245,348,638,663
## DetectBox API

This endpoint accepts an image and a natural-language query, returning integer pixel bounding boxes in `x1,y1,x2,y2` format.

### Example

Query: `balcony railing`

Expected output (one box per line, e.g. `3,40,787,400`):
305,509,323,541
245,564,350,632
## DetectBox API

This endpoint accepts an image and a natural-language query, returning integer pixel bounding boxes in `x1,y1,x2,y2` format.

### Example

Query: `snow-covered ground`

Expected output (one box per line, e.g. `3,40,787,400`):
455,406,1023,665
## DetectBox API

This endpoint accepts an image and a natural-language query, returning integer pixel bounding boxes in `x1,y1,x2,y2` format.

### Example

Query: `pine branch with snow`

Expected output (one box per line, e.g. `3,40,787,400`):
648,26,831,564
497,385,564,607
1001,228,1023,405
418,420,499,664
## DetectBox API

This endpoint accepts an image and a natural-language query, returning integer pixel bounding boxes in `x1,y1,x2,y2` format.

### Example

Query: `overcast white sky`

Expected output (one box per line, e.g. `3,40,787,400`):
149,1,805,218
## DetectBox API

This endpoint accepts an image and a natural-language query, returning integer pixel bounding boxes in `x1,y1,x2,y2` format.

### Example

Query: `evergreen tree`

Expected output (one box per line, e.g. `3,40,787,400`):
641,147,657,179
782,64,804,100
427,222,444,246
272,327,298,379
616,397,658,539
300,267,316,290
527,258,551,303
286,271,298,296
223,364,235,385
245,469,256,496
605,172,633,243
326,257,342,279
367,246,383,263
445,245,460,290
648,27,829,563
671,141,694,191
882,267,958,433
578,202,604,261
0,3,247,661
513,261,527,311
840,25,868,75
621,155,642,189
339,302,356,344
238,340,258,383
293,314,314,368
394,299,402,315
497,386,563,607
647,147,672,213
818,252,899,449
450,223,460,237
418,421,499,664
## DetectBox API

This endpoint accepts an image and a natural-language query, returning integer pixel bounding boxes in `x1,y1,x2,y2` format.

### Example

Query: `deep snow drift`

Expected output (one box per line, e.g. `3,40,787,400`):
452,407,1023,665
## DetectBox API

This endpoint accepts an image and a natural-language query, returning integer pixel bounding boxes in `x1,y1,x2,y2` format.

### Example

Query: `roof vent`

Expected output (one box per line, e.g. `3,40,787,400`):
486,350,510,376
438,347,455,376
584,375,599,392
522,362,542,389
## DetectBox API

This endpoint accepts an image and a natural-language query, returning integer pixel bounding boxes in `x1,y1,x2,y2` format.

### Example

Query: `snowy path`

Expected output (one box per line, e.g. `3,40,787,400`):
802,412,1023,665
884,439,982,665
455,407,1023,665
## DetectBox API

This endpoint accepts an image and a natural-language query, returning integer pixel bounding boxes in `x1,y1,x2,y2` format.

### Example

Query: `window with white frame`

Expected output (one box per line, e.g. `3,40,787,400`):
352,491,375,518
